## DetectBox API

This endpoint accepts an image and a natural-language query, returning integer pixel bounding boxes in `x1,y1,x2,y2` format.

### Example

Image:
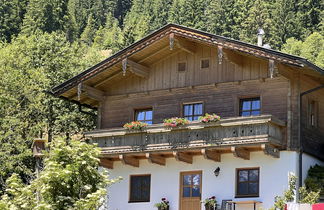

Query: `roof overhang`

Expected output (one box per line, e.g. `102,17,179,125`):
51,24,324,107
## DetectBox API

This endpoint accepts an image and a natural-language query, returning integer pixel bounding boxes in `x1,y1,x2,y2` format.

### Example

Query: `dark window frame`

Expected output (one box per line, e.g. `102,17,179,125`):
183,103,204,121
178,62,187,72
201,58,210,69
129,174,151,203
239,97,261,116
134,108,153,124
235,168,260,198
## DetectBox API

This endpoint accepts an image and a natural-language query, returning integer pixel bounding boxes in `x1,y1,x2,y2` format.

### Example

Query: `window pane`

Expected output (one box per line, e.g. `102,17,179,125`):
239,170,248,181
249,170,259,181
193,116,199,120
183,175,191,185
136,112,145,121
192,186,200,197
238,183,248,195
145,111,153,120
130,175,150,201
249,182,258,194
184,105,193,116
192,174,200,185
185,116,193,121
252,100,260,110
241,111,251,116
183,187,191,197
242,101,251,110
251,110,260,116
194,104,203,115
146,120,153,125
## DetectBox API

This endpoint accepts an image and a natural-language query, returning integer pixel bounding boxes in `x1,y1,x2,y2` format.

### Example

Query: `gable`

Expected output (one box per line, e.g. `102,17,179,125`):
51,24,324,108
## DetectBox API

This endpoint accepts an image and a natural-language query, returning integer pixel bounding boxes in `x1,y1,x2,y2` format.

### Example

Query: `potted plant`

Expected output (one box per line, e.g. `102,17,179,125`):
163,117,189,128
202,196,217,210
154,198,170,210
123,121,148,131
199,113,221,123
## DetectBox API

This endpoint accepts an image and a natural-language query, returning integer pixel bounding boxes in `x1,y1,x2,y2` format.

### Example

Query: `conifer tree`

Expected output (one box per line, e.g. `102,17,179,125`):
80,14,97,45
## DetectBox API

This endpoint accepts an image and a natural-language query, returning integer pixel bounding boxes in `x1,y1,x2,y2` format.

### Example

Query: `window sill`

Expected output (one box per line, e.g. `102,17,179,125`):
128,200,150,203
235,195,259,198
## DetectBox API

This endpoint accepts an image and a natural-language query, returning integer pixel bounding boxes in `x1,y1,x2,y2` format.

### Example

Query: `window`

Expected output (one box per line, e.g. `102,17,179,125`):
308,100,318,127
181,172,202,198
183,103,203,121
236,168,259,197
240,97,261,116
178,62,186,72
201,59,210,69
129,175,151,202
135,109,153,124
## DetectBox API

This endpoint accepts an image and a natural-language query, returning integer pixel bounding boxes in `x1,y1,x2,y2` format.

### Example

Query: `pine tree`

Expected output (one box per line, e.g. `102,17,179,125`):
93,13,124,52
239,0,275,47
80,14,97,45
22,0,69,34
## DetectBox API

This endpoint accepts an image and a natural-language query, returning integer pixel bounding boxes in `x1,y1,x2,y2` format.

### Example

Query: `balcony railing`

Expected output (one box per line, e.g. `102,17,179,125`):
86,115,286,155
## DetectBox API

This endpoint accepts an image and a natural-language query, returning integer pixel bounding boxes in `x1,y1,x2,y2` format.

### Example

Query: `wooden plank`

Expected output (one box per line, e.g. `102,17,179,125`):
99,158,113,169
223,48,243,66
94,71,121,87
145,153,166,166
127,59,150,78
201,149,221,162
175,38,196,55
173,151,193,164
261,144,280,158
119,154,139,167
81,84,105,102
231,146,250,160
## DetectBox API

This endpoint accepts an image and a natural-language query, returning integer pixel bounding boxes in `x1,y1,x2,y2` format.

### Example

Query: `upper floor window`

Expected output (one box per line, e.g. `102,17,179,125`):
135,109,153,124
183,103,203,121
129,175,151,202
240,97,261,116
236,168,259,197
308,100,318,127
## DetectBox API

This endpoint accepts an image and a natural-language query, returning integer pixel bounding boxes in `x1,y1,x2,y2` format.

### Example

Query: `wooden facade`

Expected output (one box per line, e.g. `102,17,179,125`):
51,24,324,162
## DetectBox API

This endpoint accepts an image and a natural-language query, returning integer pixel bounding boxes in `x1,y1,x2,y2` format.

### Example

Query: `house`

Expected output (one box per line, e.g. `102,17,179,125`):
51,24,324,210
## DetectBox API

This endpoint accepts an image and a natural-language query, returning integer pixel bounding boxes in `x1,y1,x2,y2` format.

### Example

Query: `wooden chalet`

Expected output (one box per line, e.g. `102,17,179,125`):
52,24,324,210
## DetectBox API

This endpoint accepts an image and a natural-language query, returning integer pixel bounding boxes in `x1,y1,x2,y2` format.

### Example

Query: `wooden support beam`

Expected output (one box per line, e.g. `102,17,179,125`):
99,158,113,169
201,149,221,162
175,38,195,55
231,147,250,160
223,48,243,66
169,33,174,50
95,71,121,87
81,84,105,102
173,151,192,164
127,59,149,78
146,153,166,166
139,45,170,63
261,144,280,158
119,155,139,167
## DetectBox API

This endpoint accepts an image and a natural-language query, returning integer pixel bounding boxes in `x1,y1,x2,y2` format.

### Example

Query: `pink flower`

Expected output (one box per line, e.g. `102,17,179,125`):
162,198,166,201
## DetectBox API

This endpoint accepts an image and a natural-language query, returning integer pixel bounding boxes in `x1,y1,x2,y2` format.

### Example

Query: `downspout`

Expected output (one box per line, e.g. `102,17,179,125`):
298,84,324,194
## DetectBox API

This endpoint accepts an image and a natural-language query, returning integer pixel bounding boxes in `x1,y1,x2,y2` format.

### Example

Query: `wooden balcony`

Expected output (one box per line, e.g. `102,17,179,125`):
86,115,286,168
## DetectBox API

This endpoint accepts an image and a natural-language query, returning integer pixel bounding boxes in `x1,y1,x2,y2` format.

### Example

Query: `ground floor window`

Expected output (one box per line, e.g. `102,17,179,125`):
129,174,151,202
236,168,259,197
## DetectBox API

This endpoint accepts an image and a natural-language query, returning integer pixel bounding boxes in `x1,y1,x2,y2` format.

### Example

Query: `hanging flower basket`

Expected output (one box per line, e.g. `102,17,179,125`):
163,117,189,128
123,121,148,131
199,113,221,123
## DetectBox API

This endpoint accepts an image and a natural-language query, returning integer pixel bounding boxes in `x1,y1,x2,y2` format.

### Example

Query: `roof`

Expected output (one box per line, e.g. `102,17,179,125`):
51,23,324,97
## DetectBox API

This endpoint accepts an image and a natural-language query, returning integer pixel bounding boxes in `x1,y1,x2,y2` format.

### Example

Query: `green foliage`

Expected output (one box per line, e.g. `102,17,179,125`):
0,32,104,195
304,164,324,196
0,138,117,209
282,32,323,67
270,174,320,210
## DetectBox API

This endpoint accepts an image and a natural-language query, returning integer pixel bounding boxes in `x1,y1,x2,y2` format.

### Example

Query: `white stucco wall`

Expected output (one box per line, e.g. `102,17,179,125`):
106,151,303,210
302,153,324,185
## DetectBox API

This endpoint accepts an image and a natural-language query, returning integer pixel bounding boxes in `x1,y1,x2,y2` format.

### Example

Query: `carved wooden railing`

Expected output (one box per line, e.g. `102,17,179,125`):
86,115,285,155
